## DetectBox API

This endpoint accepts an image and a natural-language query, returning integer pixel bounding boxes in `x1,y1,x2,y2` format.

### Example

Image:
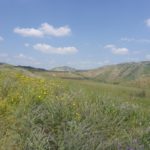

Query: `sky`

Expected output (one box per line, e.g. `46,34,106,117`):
1,0,150,69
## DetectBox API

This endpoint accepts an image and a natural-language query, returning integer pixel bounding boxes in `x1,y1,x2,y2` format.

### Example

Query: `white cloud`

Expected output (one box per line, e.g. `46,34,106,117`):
14,27,43,37
40,23,71,37
121,37,150,43
0,36,4,42
104,44,115,49
145,18,150,27
104,44,129,55
112,48,129,55
14,23,71,38
33,43,78,55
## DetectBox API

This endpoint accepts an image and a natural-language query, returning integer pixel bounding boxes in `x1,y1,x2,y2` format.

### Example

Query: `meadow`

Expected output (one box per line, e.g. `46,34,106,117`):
0,67,150,150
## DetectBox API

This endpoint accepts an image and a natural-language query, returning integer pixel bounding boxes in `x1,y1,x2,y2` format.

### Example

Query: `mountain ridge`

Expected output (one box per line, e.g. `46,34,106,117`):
1,61,150,88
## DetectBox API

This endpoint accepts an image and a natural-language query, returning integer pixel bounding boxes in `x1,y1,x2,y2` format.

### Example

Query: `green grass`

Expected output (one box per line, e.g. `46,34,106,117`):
0,68,150,150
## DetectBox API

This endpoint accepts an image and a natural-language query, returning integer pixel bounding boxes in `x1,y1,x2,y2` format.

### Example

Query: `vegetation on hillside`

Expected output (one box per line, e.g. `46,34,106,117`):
1,61,150,87
0,66,150,149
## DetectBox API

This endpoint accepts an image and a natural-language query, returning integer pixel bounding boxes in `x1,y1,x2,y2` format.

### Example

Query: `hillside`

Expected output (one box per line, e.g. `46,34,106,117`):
80,61,150,86
0,64,150,149
1,61,150,88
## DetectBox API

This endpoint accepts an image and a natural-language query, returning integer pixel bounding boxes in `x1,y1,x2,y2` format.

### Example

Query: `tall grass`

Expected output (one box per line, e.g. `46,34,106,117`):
0,69,150,149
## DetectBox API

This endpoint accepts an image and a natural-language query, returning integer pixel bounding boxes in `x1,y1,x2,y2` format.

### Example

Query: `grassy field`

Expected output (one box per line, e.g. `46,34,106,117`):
0,67,150,150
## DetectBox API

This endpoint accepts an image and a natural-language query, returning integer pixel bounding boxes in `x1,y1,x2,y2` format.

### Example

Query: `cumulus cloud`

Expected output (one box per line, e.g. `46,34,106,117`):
112,48,129,55
14,23,71,37
40,23,71,37
104,44,115,49
104,44,129,55
14,28,43,37
145,18,150,27
33,43,78,55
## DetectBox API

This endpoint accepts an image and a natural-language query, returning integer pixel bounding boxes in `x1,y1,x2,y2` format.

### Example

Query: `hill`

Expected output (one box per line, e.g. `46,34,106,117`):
80,61,150,87
0,63,150,149
1,61,150,88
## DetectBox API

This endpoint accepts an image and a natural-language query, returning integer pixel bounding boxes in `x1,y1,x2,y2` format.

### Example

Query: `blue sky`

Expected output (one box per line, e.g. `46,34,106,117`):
1,0,150,69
